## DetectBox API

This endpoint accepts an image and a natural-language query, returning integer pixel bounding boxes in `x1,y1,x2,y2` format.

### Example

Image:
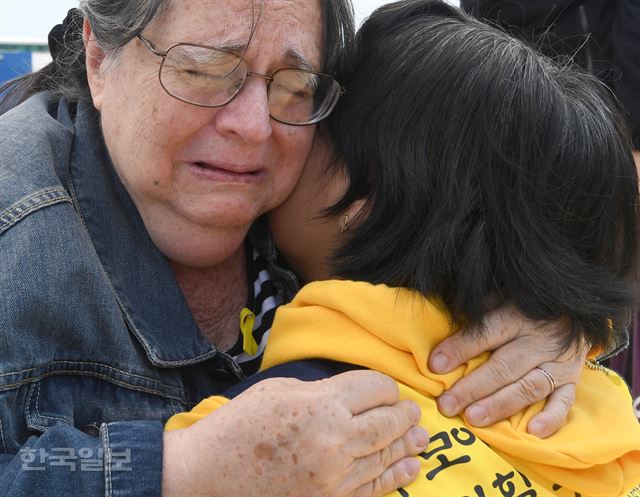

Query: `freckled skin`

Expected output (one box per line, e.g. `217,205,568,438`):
163,373,424,496
254,442,276,460
288,422,300,434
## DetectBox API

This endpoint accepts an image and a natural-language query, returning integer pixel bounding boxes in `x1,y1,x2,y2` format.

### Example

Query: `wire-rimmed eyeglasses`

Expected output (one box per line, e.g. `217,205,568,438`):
137,35,344,126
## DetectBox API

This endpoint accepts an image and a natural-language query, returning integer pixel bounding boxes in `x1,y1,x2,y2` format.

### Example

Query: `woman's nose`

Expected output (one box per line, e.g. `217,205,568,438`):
214,77,273,144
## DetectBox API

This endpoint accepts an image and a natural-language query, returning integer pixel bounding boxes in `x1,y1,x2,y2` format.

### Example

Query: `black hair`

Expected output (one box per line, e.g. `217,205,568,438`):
0,0,355,113
328,0,639,349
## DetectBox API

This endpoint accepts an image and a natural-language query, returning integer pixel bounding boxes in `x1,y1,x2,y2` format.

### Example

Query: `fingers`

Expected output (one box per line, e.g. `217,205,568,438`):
429,328,493,375
350,400,424,456
527,383,576,438
440,348,584,429
329,370,401,414
346,425,427,489
432,308,588,424
436,342,544,417
460,364,566,427
351,458,421,497
346,427,427,496
429,306,522,374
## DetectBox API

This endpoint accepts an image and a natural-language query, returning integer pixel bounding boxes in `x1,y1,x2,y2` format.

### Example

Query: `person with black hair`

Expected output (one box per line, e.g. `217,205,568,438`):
462,0,640,421
460,0,639,162
168,1,640,494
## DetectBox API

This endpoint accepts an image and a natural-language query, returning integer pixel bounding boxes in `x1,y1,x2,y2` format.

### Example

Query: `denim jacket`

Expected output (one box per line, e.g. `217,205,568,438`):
0,93,299,497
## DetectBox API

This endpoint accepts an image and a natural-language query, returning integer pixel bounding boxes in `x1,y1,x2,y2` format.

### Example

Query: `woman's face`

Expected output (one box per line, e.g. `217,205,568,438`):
87,0,322,268
269,136,352,283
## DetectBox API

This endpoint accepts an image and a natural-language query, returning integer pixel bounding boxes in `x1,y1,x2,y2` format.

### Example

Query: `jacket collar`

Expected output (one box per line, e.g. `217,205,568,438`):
67,99,217,367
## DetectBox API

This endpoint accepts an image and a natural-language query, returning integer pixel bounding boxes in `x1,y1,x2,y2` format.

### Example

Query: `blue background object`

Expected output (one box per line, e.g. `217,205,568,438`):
0,51,32,85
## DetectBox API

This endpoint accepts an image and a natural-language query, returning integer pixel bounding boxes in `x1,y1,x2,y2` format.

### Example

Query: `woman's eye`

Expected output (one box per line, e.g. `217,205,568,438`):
292,89,312,99
184,69,213,80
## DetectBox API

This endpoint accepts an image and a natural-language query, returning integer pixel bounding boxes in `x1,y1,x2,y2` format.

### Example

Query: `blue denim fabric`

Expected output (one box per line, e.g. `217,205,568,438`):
0,93,299,496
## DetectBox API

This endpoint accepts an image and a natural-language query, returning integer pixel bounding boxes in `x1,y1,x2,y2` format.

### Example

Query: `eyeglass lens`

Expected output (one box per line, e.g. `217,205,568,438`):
159,44,341,125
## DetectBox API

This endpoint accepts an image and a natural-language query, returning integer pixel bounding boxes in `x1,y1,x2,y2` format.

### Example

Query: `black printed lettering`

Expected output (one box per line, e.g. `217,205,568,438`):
492,471,537,497
419,429,473,481
425,453,472,480
420,431,453,459
451,428,476,446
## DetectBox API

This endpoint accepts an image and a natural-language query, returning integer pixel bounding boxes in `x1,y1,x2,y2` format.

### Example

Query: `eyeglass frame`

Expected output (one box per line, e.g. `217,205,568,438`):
136,34,344,126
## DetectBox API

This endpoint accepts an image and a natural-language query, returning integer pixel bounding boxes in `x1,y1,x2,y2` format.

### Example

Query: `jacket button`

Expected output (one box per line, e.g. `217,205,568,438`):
81,424,100,437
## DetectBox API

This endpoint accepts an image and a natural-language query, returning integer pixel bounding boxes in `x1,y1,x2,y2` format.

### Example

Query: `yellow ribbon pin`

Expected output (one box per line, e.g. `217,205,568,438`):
240,308,258,356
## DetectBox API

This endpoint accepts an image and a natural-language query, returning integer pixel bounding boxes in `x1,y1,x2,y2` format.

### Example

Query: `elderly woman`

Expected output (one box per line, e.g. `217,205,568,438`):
1,3,427,496
171,1,640,495
0,0,624,496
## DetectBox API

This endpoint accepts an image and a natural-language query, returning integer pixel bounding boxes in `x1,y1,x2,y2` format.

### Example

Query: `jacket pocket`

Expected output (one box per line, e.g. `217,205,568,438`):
24,375,183,436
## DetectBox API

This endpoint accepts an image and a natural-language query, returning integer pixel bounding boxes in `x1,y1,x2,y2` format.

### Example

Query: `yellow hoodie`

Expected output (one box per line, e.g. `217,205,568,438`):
167,280,640,497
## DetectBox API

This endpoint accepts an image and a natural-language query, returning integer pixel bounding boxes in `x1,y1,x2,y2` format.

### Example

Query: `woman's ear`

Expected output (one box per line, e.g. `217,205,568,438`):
83,17,106,111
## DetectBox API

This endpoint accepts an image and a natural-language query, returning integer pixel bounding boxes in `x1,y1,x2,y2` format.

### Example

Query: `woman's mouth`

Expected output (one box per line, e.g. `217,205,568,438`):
189,162,266,183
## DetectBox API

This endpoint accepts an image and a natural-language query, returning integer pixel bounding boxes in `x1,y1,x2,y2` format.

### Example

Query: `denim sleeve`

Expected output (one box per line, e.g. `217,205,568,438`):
0,421,163,497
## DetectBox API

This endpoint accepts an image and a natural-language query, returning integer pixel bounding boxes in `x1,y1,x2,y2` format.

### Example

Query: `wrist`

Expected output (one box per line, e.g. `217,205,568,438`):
162,429,203,497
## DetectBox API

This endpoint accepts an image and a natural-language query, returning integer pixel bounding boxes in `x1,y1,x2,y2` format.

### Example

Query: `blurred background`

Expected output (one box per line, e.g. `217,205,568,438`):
0,0,458,84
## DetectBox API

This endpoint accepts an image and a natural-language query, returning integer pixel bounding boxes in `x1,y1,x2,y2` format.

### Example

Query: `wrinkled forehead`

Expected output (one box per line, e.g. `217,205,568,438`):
152,0,324,69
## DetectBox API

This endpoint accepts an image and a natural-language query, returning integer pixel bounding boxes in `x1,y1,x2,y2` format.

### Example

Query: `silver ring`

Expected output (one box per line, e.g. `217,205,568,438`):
535,366,556,392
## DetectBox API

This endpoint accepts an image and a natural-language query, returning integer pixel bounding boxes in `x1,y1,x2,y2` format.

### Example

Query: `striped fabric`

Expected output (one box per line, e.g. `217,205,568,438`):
228,248,285,375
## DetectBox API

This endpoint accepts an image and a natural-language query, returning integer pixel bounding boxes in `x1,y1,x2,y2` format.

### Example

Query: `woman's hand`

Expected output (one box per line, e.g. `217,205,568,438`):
429,306,589,438
162,370,428,497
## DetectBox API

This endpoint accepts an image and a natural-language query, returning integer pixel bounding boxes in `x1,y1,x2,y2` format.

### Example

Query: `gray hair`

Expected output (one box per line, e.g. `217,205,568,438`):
0,0,355,111
79,0,168,57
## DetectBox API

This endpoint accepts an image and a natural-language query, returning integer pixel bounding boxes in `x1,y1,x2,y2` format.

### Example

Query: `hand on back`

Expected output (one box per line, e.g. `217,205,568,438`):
163,370,428,497
431,306,588,438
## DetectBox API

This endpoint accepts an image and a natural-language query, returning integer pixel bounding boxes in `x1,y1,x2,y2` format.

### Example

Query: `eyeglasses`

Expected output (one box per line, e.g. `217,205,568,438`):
137,35,344,126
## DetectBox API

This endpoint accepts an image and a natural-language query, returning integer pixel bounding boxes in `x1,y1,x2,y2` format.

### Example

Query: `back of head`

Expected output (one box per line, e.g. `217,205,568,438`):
328,0,639,349
0,0,355,114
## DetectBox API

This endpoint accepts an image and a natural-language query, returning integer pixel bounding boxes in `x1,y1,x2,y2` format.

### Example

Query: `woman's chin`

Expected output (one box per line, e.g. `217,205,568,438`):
156,234,248,268
142,212,252,268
